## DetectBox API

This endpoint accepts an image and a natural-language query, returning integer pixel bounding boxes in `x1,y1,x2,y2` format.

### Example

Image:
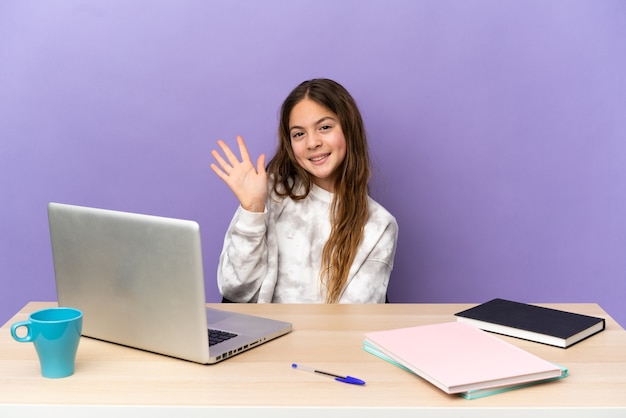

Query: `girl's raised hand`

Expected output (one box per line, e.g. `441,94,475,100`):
210,136,267,212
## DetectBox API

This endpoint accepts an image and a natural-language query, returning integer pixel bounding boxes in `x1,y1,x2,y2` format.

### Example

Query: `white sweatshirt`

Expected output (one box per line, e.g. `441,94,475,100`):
217,182,398,303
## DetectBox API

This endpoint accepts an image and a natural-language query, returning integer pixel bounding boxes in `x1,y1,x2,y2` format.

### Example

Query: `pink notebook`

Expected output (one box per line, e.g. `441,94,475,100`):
364,321,562,394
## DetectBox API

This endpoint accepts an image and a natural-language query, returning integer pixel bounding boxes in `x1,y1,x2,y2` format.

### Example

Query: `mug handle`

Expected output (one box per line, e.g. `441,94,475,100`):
11,321,33,343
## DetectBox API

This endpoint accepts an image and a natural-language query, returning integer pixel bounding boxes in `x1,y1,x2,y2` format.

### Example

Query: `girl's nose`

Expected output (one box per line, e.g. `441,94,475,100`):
306,132,322,149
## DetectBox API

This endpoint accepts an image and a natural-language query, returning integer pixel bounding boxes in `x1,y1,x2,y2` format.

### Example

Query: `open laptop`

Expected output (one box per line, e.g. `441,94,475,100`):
48,202,292,364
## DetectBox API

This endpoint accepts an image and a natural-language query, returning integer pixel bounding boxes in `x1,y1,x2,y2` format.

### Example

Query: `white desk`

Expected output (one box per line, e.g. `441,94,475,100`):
1,302,625,417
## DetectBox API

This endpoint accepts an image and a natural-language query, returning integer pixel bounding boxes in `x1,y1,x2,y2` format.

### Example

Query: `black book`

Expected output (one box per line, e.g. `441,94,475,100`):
454,298,605,348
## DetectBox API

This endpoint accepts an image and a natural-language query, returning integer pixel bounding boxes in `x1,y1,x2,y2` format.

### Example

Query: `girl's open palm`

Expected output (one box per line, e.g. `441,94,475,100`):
210,136,267,212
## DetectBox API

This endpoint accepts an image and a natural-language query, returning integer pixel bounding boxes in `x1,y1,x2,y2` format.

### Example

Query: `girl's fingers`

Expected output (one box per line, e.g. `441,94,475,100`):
236,135,252,163
210,163,227,180
217,139,243,165
256,153,266,174
211,149,231,174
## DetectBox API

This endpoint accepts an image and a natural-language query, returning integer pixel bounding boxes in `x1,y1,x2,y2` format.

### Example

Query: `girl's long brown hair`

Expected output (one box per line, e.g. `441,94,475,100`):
267,79,370,303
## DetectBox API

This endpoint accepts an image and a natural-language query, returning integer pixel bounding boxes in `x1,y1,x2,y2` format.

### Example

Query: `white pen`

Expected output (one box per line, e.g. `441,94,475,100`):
291,363,366,385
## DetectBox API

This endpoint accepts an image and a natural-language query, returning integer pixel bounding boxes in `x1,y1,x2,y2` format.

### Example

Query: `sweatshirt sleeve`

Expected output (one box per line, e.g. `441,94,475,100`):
217,206,269,302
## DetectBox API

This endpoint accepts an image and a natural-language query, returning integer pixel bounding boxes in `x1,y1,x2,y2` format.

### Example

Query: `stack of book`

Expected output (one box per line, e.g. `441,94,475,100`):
364,299,605,399
363,321,568,399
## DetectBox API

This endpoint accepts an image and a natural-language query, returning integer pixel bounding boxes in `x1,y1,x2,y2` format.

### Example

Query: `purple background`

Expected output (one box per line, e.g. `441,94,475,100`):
1,1,625,327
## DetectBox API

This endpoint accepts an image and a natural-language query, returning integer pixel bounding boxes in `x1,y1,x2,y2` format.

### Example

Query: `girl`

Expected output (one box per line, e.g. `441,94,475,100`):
211,79,398,303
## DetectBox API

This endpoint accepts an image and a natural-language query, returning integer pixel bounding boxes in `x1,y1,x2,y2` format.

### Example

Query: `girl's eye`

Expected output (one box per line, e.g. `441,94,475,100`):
291,131,304,140
320,125,332,131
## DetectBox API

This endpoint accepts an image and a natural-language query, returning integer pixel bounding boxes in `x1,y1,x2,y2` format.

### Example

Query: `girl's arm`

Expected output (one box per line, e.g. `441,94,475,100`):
217,206,269,302
212,135,270,301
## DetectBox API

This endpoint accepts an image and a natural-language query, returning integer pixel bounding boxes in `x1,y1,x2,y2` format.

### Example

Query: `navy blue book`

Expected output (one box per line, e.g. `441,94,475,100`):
455,298,605,348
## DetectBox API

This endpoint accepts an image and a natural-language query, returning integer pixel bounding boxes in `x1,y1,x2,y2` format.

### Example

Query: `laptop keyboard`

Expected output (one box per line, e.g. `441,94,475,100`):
208,329,238,346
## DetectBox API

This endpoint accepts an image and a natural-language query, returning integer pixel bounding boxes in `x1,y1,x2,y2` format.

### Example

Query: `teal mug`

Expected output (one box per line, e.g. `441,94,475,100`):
11,307,83,378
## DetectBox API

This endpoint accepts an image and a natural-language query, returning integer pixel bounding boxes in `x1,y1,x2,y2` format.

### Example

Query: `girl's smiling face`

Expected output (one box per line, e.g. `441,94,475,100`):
288,98,347,192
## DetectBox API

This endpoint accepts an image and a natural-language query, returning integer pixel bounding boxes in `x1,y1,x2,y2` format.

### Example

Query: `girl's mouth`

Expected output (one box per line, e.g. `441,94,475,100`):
309,153,330,163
